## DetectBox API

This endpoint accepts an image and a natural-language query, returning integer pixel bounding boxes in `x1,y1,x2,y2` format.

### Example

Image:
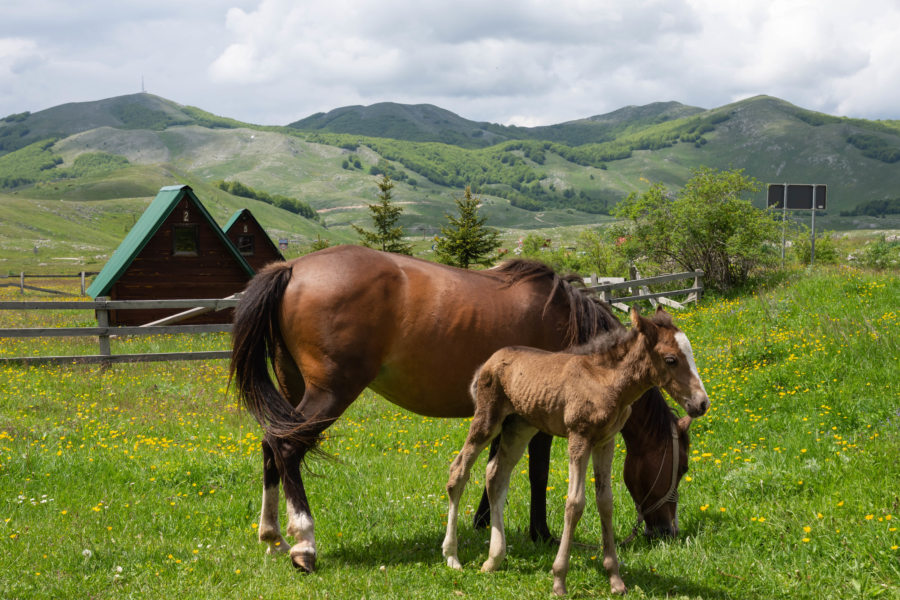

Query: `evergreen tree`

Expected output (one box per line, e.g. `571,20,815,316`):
435,186,501,269
353,175,412,255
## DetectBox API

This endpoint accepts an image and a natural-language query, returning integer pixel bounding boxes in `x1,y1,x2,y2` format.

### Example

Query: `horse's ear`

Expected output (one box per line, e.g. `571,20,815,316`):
677,415,692,434
653,305,674,327
629,306,641,329
632,306,658,342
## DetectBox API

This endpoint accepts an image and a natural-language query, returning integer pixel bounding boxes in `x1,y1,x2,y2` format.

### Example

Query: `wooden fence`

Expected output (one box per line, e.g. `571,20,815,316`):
584,269,704,312
1,270,702,365
0,298,238,366
0,272,97,296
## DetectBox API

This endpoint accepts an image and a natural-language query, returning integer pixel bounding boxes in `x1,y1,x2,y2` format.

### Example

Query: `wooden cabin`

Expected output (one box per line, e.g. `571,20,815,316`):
223,208,284,271
87,185,255,325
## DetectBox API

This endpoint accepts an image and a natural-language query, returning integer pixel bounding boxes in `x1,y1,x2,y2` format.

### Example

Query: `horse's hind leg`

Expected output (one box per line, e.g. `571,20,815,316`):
258,435,289,554
482,416,537,572
276,383,357,573
474,431,554,543
442,401,506,570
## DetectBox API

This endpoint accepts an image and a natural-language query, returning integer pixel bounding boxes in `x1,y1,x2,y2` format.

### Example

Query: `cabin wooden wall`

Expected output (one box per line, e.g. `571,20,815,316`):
225,213,283,272
108,197,250,325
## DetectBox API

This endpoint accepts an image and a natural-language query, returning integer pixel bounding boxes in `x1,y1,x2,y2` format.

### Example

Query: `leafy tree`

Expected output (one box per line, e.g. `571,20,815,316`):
612,167,781,291
353,175,412,255
434,186,501,269
308,235,331,253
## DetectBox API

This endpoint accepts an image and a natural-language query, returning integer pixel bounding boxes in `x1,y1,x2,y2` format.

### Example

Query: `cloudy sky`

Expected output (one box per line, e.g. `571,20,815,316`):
2,0,899,127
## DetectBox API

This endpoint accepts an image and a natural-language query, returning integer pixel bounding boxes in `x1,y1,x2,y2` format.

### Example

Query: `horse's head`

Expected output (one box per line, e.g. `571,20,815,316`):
623,412,691,538
631,306,710,419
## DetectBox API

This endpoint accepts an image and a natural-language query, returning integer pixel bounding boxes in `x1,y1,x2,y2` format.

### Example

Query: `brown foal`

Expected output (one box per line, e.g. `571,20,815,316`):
442,306,709,596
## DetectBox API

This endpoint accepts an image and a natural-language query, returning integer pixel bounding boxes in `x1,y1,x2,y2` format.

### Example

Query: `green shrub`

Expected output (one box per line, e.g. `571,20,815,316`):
856,235,900,269
792,228,841,265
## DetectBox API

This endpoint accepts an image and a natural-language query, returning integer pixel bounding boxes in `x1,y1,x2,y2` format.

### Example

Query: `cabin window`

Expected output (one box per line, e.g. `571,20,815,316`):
237,234,255,256
173,224,199,256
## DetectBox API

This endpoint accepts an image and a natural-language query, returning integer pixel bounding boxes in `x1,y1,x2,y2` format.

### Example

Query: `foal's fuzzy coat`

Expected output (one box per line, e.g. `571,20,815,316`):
441,307,709,596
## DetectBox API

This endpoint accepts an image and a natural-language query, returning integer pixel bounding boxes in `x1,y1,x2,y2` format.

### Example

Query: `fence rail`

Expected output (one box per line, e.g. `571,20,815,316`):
0,297,238,366
584,269,704,312
0,272,98,296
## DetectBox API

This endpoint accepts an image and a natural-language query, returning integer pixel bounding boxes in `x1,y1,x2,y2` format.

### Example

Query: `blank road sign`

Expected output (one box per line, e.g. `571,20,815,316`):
767,184,826,210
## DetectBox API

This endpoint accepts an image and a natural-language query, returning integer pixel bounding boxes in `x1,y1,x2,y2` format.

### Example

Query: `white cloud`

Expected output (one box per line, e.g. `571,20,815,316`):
2,0,900,124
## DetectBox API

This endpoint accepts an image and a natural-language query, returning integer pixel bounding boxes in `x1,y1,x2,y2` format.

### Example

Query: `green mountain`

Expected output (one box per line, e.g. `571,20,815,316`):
2,92,900,274
0,93,246,154
288,100,705,147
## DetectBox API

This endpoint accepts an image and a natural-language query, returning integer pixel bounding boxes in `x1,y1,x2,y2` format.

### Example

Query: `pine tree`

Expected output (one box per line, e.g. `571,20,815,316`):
435,186,501,269
353,175,412,255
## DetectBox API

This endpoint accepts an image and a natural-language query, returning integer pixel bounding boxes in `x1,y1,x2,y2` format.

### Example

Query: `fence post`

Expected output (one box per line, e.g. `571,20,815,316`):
81,272,86,296
96,296,112,362
688,270,703,304
20,272,25,294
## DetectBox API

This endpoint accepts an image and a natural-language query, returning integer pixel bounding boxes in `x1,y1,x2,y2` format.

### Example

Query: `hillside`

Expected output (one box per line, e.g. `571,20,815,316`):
3,92,900,275
288,100,706,147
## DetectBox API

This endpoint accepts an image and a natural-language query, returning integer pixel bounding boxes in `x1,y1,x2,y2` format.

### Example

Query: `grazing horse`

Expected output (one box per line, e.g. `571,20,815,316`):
230,245,691,572
442,307,709,596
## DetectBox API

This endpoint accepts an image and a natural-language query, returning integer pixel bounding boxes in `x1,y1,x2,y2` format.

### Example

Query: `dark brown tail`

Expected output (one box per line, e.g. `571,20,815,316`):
230,262,308,442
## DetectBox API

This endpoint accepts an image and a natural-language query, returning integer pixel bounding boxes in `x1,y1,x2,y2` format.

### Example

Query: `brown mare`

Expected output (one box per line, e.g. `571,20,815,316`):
442,307,709,596
230,245,691,572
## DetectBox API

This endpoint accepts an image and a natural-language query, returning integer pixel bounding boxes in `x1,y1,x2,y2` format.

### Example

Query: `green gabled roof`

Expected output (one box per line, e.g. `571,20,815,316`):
223,208,284,261
87,185,255,298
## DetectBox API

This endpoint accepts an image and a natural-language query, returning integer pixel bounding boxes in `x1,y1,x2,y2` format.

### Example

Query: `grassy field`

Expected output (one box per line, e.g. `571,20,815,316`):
1,265,898,599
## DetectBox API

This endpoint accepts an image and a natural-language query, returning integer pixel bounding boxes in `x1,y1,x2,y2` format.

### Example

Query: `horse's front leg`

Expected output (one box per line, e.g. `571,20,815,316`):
528,431,554,542
593,440,626,595
482,417,536,572
258,437,290,554
551,434,591,596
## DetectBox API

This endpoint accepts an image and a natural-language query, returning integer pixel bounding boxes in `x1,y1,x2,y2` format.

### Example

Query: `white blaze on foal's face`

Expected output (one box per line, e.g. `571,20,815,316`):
673,331,709,416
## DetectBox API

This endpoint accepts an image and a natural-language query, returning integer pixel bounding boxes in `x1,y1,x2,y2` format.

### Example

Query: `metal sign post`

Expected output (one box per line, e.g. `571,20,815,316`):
811,184,817,263
767,184,827,265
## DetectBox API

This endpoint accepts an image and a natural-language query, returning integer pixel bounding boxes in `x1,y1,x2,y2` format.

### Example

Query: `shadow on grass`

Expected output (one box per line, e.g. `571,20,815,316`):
292,524,728,599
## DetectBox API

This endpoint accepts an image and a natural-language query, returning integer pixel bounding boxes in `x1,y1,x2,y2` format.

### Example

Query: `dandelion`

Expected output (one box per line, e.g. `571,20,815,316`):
82,549,92,558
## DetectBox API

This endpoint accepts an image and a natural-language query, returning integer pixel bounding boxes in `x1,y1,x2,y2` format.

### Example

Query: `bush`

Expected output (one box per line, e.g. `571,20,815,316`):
856,235,900,269
792,228,841,265
612,167,781,291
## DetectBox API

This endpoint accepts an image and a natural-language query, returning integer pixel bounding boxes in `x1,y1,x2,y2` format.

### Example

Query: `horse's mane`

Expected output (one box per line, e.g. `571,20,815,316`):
622,387,683,444
569,326,634,357
491,259,621,346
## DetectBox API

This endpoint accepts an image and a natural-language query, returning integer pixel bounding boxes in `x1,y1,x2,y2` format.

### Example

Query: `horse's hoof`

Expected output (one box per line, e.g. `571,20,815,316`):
481,557,502,572
290,548,316,573
264,538,291,555
610,576,627,595
552,578,567,596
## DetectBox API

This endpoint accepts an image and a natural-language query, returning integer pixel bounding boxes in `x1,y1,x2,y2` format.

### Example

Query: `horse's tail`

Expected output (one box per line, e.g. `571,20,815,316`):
230,261,307,442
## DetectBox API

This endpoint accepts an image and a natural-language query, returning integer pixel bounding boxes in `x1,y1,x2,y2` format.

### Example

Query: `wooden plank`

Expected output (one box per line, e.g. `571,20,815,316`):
585,270,704,292
0,299,241,311
607,287,703,304
0,351,232,366
656,297,686,310
0,324,232,338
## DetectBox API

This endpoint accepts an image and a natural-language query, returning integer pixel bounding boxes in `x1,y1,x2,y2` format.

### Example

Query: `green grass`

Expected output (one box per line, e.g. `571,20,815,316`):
1,265,898,598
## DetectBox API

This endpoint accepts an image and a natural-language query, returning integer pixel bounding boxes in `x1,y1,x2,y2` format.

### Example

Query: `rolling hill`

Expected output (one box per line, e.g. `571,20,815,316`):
2,92,900,274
